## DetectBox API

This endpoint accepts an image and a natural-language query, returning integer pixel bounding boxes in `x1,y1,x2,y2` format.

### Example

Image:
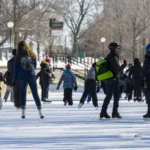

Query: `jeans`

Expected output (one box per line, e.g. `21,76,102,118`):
4,85,14,102
18,77,41,109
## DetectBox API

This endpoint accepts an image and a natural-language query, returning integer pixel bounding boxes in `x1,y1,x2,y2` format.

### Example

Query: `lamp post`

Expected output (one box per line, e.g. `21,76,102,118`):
101,37,106,57
7,22,14,58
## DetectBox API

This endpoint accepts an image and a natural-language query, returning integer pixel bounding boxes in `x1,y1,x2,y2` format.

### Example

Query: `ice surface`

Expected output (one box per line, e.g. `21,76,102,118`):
0,86,150,150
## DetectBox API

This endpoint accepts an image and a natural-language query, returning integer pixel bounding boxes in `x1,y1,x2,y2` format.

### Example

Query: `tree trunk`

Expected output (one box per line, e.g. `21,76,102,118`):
37,41,40,61
13,0,18,48
72,35,78,56
132,39,136,61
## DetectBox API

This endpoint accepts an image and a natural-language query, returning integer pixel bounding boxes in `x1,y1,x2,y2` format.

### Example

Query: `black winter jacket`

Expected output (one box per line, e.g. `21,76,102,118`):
105,52,126,79
7,57,15,85
141,53,150,88
37,60,54,85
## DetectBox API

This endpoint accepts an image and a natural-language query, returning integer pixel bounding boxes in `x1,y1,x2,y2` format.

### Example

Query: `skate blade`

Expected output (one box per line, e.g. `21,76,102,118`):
143,118,150,121
43,101,52,104
99,118,111,120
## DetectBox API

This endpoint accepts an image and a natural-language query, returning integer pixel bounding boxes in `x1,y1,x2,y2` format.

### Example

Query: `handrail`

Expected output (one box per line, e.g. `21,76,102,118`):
52,53,89,80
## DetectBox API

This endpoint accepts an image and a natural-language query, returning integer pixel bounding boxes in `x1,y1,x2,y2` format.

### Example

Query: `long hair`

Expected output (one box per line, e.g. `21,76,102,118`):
17,41,36,61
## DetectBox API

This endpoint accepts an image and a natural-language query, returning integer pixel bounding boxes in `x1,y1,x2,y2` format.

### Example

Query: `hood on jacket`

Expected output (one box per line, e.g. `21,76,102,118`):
134,58,140,66
64,69,72,73
40,60,49,68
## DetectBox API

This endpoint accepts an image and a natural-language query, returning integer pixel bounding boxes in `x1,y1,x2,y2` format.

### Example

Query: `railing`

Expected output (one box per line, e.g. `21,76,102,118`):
52,53,92,80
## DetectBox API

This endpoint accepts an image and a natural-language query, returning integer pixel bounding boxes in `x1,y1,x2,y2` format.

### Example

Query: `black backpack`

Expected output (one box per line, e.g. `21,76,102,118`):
20,55,34,71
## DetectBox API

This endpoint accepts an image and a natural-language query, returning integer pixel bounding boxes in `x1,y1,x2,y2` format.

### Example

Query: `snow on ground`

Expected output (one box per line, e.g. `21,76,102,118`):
0,85,150,150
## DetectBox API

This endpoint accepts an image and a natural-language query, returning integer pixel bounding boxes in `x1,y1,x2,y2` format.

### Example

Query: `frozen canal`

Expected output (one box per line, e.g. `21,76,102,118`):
0,89,150,150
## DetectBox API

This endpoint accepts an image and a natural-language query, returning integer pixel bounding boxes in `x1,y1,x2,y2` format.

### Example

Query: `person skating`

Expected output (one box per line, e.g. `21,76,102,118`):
13,41,44,119
78,62,99,108
4,49,19,104
100,42,127,119
37,56,55,103
56,64,78,106
118,71,125,98
141,43,150,118
124,63,133,101
8,49,20,108
129,58,142,102
3,70,13,102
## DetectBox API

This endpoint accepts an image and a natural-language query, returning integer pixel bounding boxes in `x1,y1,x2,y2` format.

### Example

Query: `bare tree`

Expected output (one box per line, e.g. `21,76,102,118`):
50,0,101,56
79,0,150,61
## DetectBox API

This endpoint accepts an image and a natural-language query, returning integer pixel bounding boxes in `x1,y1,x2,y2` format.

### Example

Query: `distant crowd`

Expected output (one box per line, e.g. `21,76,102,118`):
1,41,150,120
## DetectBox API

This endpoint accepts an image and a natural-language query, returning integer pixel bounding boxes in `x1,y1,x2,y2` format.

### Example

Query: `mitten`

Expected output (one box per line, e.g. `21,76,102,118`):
74,86,78,91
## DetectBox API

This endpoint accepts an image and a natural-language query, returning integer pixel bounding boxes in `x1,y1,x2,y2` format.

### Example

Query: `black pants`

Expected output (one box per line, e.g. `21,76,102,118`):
101,79,120,113
132,79,141,100
63,88,73,105
125,80,133,100
143,88,150,105
80,79,98,107
41,83,49,101
101,82,107,95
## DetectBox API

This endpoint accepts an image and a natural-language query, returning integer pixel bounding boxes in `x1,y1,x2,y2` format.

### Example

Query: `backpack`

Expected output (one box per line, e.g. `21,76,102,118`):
95,58,113,81
20,56,34,71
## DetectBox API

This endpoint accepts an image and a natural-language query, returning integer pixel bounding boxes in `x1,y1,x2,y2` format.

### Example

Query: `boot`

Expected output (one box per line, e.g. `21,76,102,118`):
143,113,150,118
38,109,44,119
112,112,122,119
134,97,136,102
100,111,110,119
21,109,25,119
64,100,68,106
143,106,150,118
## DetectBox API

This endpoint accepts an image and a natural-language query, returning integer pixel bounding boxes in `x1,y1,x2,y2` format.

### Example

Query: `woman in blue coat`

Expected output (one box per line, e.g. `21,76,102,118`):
13,41,44,119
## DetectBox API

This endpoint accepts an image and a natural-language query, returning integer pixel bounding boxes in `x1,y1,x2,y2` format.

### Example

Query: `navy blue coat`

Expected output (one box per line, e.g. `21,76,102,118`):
13,56,37,83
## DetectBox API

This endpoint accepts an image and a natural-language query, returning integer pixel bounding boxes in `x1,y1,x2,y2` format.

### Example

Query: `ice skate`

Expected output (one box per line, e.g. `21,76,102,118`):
100,112,110,119
134,97,136,102
21,109,25,119
64,100,68,106
112,112,122,119
143,113,150,118
78,103,83,109
42,99,52,104
38,109,44,119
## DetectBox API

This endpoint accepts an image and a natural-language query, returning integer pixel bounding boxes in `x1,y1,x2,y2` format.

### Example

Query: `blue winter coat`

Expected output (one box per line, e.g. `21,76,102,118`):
13,56,37,83
57,69,77,89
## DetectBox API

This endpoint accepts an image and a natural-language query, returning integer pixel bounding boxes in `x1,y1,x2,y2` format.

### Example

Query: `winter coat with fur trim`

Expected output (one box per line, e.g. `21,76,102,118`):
37,60,53,85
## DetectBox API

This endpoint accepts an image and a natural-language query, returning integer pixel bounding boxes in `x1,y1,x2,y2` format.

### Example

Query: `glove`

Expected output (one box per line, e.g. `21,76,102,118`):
141,79,144,88
74,86,78,91
12,82,16,87
123,59,127,66
56,86,59,90
96,86,100,93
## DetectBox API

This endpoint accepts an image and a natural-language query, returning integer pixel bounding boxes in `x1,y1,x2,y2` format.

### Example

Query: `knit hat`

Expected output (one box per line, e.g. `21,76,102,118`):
66,64,71,69
45,56,51,63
